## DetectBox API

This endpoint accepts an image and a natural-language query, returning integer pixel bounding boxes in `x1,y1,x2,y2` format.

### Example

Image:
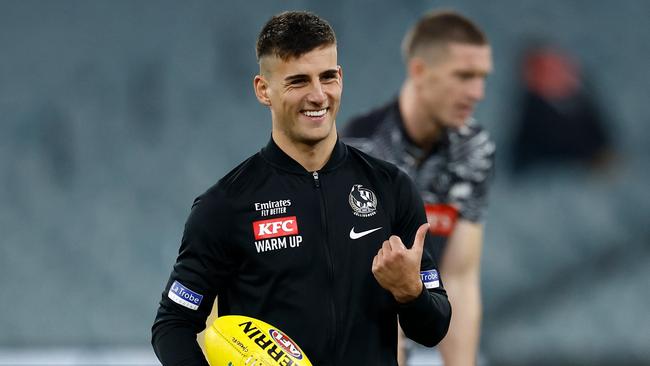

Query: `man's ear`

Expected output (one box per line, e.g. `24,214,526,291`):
407,57,427,80
337,65,343,85
254,75,271,106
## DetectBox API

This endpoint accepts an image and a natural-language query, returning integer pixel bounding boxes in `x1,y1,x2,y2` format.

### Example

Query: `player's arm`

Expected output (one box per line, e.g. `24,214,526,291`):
437,219,483,366
152,194,233,366
439,128,494,364
152,302,212,366
374,170,451,347
372,224,451,347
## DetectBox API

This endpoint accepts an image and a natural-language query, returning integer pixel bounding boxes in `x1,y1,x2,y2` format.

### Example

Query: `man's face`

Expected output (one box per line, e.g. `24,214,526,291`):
415,43,492,129
255,45,342,146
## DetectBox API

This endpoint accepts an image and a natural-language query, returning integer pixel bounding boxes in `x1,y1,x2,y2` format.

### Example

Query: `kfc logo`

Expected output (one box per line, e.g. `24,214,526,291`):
253,216,299,240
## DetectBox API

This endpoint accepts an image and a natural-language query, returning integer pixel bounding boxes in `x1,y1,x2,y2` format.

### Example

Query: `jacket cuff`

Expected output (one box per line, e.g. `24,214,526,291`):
397,285,429,312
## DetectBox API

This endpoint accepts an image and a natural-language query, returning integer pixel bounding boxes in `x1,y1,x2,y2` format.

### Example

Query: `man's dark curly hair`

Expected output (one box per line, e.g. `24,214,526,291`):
256,11,337,62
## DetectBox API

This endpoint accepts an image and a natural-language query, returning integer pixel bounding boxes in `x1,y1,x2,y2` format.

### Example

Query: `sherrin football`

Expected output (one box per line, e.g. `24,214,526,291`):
204,315,312,366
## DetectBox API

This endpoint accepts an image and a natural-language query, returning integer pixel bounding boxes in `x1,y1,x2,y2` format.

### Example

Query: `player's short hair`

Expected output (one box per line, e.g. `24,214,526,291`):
256,11,337,62
402,10,488,61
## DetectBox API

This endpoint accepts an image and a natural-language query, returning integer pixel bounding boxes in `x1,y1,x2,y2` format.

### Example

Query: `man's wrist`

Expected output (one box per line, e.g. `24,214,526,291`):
394,281,423,303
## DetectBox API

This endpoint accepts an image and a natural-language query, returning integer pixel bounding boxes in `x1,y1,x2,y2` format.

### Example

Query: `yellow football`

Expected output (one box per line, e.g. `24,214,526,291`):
204,315,312,366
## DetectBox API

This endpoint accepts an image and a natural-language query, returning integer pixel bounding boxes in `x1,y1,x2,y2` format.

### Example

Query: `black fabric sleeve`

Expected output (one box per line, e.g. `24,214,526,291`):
392,170,452,347
151,190,235,366
151,320,210,366
398,286,452,347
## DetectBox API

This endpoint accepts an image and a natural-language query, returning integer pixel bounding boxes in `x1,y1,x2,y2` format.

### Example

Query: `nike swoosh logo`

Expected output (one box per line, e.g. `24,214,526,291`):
349,227,382,240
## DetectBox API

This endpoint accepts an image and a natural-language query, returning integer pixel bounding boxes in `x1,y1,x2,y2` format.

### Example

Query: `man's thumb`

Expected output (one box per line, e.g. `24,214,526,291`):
412,223,429,254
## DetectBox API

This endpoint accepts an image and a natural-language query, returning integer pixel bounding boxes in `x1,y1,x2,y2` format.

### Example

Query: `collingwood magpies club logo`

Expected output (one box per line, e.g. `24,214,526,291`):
349,184,378,217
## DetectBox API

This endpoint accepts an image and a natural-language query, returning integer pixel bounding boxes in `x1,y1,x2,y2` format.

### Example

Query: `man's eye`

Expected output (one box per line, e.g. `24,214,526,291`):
322,75,338,82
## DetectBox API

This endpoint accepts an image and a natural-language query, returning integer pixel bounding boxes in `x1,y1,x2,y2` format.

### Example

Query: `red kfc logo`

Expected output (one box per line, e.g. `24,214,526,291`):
425,204,458,237
253,216,299,240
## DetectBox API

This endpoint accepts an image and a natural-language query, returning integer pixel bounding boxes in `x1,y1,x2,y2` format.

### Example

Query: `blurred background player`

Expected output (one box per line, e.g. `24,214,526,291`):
342,10,495,366
510,41,615,176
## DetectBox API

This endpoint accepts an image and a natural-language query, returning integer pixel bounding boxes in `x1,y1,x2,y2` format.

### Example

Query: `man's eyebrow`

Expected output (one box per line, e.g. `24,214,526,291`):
320,68,339,77
283,68,339,83
284,74,309,83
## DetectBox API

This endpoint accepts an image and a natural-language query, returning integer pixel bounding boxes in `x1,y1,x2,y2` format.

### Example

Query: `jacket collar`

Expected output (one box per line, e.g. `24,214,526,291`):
261,136,348,174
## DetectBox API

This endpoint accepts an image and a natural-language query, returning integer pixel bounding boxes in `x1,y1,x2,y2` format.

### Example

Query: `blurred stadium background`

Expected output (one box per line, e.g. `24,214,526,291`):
1,1,649,365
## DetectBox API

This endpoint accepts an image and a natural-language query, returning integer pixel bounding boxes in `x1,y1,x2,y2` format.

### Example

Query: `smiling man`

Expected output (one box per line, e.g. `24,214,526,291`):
253,36,342,171
342,10,495,366
152,11,450,366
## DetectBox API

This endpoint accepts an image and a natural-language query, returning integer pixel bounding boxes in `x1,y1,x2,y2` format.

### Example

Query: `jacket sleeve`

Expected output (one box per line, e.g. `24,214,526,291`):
151,191,235,366
393,170,452,347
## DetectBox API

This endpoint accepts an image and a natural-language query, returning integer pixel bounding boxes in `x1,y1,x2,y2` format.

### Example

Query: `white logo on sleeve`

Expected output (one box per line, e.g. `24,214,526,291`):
168,280,203,310
349,227,382,240
420,269,440,289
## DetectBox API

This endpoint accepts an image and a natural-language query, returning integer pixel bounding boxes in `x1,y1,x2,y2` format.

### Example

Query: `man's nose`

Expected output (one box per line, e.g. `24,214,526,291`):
307,82,327,104
467,78,485,102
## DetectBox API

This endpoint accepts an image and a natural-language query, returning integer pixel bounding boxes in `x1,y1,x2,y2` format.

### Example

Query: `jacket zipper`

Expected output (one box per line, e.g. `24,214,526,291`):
312,171,320,187
312,171,337,363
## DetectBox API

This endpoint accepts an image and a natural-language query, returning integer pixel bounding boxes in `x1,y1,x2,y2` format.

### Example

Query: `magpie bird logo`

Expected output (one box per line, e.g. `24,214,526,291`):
349,184,378,217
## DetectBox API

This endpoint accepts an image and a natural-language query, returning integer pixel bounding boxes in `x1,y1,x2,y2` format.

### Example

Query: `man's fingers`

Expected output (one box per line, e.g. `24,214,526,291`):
372,253,378,272
411,223,429,255
382,240,392,253
388,235,406,251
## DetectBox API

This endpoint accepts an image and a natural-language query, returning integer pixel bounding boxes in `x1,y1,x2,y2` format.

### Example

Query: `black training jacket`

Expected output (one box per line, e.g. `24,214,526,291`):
152,138,451,366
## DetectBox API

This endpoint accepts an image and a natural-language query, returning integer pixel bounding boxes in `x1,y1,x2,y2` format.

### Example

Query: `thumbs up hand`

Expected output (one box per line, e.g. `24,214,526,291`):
371,223,429,303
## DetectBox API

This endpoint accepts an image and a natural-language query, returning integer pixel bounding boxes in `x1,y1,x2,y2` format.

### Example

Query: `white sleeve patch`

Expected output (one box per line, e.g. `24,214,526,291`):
168,280,203,310
420,269,440,289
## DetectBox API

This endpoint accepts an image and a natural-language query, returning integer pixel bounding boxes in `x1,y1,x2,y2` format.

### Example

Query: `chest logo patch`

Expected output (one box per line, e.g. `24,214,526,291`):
253,216,299,240
349,227,382,240
254,199,292,217
349,184,378,217
252,216,303,253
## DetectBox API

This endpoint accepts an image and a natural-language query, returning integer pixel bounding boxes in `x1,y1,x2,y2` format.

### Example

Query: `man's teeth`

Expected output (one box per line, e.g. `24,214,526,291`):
303,109,327,117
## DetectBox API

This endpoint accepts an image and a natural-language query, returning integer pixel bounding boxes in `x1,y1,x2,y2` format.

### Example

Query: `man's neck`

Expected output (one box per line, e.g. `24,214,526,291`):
399,82,443,153
272,130,337,172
